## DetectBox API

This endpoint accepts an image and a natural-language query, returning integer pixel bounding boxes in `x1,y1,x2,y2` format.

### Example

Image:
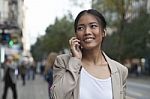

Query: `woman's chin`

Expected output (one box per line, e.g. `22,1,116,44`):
82,46,96,50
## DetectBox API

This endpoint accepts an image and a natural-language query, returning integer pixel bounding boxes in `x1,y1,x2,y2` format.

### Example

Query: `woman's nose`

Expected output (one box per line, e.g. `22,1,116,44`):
85,26,91,35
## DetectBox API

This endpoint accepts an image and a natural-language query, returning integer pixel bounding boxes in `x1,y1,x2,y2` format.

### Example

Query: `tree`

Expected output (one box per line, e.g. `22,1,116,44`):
93,0,132,60
92,0,148,61
122,12,150,59
103,12,150,61
31,15,74,61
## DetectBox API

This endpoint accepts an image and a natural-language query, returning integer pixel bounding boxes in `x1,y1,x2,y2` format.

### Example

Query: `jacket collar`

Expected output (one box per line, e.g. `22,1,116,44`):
75,52,120,99
102,52,120,99
102,52,118,74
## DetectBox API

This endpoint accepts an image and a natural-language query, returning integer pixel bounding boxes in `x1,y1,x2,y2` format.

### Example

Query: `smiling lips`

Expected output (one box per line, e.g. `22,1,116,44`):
83,37,95,43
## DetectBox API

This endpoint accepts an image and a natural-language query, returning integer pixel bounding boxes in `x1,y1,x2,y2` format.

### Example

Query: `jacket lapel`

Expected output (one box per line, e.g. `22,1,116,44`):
103,53,120,99
74,52,121,99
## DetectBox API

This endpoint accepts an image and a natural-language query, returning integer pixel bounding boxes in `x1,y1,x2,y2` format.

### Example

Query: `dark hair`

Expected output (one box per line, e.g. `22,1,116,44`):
74,9,107,32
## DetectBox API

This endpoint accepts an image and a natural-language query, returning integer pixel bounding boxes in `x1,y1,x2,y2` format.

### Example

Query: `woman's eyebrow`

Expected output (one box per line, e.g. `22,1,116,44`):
77,24,84,26
78,22,98,26
89,22,98,25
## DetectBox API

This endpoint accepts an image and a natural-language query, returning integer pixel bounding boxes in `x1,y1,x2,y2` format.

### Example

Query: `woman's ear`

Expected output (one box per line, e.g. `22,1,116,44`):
102,29,107,37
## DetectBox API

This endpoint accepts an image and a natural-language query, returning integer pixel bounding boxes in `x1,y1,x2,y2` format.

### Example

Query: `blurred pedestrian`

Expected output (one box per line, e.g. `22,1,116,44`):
26,62,31,80
50,9,128,99
2,56,18,99
40,60,45,75
30,61,36,80
44,52,58,99
19,61,27,86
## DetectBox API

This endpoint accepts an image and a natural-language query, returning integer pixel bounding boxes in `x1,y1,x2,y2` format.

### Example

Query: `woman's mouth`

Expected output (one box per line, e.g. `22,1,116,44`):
83,37,94,43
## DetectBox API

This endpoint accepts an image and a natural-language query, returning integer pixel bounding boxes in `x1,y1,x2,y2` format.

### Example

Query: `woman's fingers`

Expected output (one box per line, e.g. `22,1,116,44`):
69,37,80,47
69,37,82,59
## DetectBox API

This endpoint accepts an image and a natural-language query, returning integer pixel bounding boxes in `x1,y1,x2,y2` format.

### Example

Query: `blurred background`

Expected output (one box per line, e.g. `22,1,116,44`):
0,0,150,99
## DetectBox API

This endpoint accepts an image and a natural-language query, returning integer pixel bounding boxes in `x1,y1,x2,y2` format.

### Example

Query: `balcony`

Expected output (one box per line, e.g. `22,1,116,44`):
0,20,19,30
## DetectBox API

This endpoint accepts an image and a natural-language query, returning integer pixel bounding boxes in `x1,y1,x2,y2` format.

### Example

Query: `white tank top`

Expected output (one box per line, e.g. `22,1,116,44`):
79,67,113,99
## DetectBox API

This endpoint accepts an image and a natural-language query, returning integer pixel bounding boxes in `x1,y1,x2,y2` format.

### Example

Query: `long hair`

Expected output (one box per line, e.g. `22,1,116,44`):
44,52,58,74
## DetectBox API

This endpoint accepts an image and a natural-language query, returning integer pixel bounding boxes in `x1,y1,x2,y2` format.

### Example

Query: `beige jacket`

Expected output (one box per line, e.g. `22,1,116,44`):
50,52,128,99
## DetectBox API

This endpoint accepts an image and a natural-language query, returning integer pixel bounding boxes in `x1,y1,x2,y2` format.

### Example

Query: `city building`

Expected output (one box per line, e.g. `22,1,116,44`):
0,0,24,63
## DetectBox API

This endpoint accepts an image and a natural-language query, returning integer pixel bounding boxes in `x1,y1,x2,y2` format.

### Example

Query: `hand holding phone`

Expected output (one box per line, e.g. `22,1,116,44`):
69,37,82,60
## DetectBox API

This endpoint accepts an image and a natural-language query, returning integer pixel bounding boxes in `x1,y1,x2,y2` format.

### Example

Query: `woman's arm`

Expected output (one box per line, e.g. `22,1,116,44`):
50,55,81,99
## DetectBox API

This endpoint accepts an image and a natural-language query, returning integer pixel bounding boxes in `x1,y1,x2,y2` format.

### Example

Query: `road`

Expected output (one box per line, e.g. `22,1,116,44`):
0,74,150,99
126,77,150,99
0,75,49,99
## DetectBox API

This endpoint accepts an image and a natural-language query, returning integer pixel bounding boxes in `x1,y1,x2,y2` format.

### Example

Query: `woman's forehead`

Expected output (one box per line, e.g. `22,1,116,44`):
77,14,99,24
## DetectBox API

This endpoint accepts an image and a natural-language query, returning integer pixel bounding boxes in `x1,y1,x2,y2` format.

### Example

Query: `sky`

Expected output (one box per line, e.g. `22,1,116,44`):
24,0,91,49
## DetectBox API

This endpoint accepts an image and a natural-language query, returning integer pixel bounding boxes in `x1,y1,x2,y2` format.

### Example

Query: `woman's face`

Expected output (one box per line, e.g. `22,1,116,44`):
75,13,105,50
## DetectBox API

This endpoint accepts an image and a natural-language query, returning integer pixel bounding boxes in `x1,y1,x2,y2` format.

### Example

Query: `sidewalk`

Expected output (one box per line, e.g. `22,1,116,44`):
0,74,149,99
0,74,49,99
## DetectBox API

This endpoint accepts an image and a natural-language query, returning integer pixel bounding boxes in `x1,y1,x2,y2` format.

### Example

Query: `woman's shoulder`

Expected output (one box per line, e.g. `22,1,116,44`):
57,53,81,63
111,59,128,80
111,59,128,73
56,53,71,60
54,54,72,65
103,52,128,74
113,60,127,71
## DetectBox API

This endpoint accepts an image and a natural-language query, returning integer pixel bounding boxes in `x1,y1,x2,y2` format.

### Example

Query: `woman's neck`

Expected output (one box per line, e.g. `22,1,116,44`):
82,48,104,66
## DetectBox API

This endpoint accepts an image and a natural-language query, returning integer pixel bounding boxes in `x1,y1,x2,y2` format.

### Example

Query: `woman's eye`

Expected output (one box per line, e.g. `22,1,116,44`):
77,27,84,31
91,24,98,28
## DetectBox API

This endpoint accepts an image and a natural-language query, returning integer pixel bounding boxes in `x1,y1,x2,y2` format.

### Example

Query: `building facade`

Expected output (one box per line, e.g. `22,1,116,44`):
0,0,24,63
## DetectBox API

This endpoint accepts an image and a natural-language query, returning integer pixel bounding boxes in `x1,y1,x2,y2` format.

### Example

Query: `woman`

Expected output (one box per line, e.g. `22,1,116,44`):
50,9,128,99
44,52,58,98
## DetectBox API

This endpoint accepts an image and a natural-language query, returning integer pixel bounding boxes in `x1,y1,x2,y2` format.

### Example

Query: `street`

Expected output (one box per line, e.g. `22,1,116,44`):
0,74,150,99
0,75,49,99
126,77,150,99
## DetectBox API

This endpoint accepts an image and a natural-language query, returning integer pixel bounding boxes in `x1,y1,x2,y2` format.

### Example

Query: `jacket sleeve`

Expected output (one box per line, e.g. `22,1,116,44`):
50,55,82,99
114,61,128,99
122,66,128,99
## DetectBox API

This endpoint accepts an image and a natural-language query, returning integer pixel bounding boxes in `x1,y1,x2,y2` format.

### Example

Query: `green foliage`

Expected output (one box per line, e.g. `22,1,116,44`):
92,0,150,61
31,0,150,61
103,32,120,60
103,13,150,61
31,16,74,61
122,13,150,59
